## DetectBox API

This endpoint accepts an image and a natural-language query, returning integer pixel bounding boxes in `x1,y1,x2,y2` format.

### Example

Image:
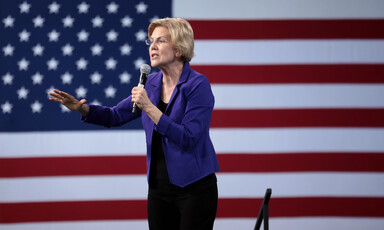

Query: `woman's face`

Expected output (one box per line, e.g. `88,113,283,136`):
148,26,179,68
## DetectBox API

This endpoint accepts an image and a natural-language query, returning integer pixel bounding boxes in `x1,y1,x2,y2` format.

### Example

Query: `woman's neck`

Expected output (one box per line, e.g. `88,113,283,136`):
161,61,184,86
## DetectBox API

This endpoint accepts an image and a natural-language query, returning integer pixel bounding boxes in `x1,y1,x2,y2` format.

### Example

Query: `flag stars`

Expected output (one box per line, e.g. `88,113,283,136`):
107,2,119,14
105,58,117,70
3,16,15,27
32,44,44,56
90,72,102,84
48,30,60,42
76,58,88,70
2,73,14,85
60,104,71,113
77,30,89,42
19,1,31,14
3,44,15,56
106,30,118,42
61,72,73,84
91,44,103,56
19,30,31,42
1,101,13,114
135,30,146,41
92,16,103,27
105,85,117,98
32,72,43,85
75,85,88,98
90,99,101,106
78,2,90,14
31,100,43,113
18,58,29,71
62,44,74,56
63,16,75,27
121,16,133,27
17,86,29,99
119,72,131,84
33,15,45,27
136,2,148,14
48,2,60,14
134,57,146,69
120,44,132,56
47,58,59,70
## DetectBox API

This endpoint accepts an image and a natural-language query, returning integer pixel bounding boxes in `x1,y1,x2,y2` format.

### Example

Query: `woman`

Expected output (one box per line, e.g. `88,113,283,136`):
49,17,220,230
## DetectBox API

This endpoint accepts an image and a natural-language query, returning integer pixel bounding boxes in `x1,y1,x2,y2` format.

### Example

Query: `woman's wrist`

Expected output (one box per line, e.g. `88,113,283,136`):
77,104,89,117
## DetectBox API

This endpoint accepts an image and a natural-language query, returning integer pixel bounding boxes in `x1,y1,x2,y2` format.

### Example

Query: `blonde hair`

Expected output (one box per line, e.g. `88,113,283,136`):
148,17,195,63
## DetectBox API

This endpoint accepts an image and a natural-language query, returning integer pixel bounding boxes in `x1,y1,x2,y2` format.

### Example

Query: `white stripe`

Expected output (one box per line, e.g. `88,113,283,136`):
1,173,383,202
211,128,384,153
174,0,384,19
2,128,384,157
1,218,383,230
1,218,384,230
192,40,384,65
212,84,384,109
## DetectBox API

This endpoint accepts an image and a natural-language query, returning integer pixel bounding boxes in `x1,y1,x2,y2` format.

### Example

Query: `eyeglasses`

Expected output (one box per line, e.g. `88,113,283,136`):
145,37,168,46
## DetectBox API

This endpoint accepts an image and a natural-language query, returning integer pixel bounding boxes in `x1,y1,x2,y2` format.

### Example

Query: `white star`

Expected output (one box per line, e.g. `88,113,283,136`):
77,30,89,42
18,58,29,71
107,2,119,14
150,15,160,23
78,2,90,14
76,58,88,70
120,44,132,56
62,44,74,56
106,30,118,42
75,85,88,98
136,2,148,14
32,72,44,85
91,44,103,56
19,30,30,42
2,73,14,85
105,58,117,70
17,86,29,99
32,44,44,56
19,1,31,13
48,30,60,42
121,16,133,27
60,104,71,113
46,86,55,98
3,44,14,56
90,72,102,84
90,99,101,106
135,29,146,41
1,101,13,114
47,58,59,70
3,16,15,27
62,15,75,27
105,85,117,98
48,2,60,14
31,100,43,113
61,72,73,84
33,15,44,27
92,16,103,27
134,57,146,69
119,72,131,84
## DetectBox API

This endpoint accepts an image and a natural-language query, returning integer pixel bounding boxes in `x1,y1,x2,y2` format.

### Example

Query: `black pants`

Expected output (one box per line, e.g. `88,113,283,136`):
147,174,218,230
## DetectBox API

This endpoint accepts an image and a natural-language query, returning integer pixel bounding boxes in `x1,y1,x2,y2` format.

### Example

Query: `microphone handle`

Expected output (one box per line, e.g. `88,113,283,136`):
132,82,145,114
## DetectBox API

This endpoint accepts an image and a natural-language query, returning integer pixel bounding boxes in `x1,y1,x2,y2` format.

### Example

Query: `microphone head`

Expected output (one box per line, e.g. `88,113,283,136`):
140,64,151,75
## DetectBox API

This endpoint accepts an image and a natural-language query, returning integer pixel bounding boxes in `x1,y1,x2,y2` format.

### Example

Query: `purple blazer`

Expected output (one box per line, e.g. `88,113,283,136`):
83,62,220,187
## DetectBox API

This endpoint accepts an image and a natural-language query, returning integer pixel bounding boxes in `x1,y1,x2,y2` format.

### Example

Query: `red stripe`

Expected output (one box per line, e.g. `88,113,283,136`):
1,152,383,178
211,109,384,128
1,197,383,223
191,64,384,84
217,153,384,173
190,20,384,39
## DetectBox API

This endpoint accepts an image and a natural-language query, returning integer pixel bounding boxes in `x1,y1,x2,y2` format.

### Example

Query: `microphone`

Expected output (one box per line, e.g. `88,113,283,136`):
132,64,151,114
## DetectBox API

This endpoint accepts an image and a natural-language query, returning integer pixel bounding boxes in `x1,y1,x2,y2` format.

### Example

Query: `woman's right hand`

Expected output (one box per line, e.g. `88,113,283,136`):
49,89,89,116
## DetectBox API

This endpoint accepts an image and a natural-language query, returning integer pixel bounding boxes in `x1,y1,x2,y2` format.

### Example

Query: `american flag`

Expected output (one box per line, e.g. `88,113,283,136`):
1,0,384,229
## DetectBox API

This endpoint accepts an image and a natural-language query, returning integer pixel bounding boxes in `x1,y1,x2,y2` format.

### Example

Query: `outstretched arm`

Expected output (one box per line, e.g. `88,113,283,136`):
48,89,89,117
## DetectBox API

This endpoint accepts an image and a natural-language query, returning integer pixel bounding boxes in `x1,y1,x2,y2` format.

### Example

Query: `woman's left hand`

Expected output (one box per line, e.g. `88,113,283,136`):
131,87,152,111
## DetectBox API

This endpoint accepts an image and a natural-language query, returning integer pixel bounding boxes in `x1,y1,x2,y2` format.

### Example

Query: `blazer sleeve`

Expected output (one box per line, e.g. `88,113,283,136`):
154,75,214,151
82,96,141,127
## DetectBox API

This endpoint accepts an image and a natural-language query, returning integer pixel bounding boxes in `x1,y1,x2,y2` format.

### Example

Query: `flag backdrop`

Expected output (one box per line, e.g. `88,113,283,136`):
1,0,384,229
